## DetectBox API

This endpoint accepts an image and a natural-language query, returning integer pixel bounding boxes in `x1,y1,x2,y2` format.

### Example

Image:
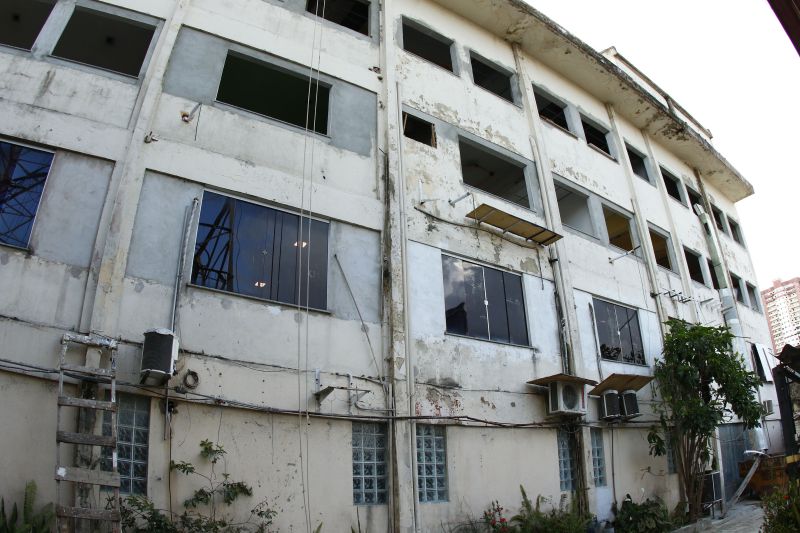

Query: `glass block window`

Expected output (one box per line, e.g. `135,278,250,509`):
0,140,53,248
102,393,150,495
416,425,448,502
352,423,387,505
590,428,606,487
557,429,575,491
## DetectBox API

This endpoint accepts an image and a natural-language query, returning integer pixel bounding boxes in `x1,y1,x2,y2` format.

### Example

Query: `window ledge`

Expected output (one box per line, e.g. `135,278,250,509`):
600,357,648,368
471,83,521,108
444,332,531,350
47,55,141,84
401,50,459,77
187,283,331,315
540,117,577,139
214,100,333,140
666,195,688,209
462,184,536,215
0,242,31,254
588,143,617,162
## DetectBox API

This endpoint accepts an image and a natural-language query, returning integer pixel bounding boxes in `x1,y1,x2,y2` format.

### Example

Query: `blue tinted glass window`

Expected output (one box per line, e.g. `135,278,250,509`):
0,141,53,248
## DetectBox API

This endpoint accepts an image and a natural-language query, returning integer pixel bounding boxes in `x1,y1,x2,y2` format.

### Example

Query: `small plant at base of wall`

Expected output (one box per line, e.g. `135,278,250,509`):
761,479,800,533
0,480,54,533
611,496,671,533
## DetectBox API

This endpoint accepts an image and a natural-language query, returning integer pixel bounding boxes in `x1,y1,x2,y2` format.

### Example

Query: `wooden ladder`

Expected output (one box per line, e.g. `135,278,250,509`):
55,333,121,533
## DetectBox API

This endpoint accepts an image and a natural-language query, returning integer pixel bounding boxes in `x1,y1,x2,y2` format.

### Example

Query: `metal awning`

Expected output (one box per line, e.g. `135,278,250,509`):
588,373,653,396
527,373,598,387
465,203,562,246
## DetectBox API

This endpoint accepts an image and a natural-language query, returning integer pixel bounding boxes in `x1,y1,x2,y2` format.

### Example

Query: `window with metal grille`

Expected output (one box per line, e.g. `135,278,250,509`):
592,298,645,365
0,140,53,249
192,191,329,310
441,255,528,346
590,428,606,487
416,425,447,502
581,117,611,156
0,0,56,50
352,422,387,505
102,393,150,495
534,90,570,131
557,428,576,491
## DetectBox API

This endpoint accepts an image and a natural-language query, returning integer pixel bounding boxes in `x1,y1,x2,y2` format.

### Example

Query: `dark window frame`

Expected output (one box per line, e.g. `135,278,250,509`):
468,51,516,104
533,88,571,133
400,18,455,73
746,282,761,312
660,167,685,205
0,139,55,250
649,227,673,272
686,186,703,215
730,273,746,304
683,247,706,285
0,0,56,52
592,297,646,365
707,258,721,290
728,217,745,246
402,111,436,147
441,254,529,347
625,144,650,183
191,190,330,311
580,116,612,157
710,204,728,234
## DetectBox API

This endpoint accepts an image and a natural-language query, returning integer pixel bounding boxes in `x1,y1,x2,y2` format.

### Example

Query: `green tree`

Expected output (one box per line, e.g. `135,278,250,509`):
647,319,763,522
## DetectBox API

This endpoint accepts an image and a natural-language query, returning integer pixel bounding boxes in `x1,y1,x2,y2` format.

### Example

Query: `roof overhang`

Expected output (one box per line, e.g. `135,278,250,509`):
430,0,755,202
527,373,597,387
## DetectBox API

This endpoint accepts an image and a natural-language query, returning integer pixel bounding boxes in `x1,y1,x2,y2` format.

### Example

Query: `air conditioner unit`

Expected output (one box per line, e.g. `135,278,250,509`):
762,399,774,415
600,390,621,420
140,329,179,385
548,381,586,416
620,390,641,419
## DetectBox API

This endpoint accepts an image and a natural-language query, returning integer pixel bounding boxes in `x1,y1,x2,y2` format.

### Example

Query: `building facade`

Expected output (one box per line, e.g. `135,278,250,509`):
763,278,800,352
0,0,781,531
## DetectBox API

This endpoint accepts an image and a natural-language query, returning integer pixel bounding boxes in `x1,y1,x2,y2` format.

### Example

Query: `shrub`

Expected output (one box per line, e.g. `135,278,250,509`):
612,497,671,533
482,486,591,533
762,479,800,533
0,480,55,533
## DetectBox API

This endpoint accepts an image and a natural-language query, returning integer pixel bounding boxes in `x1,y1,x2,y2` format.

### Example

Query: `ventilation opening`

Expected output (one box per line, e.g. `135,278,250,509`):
582,118,610,155
684,248,704,284
217,53,330,135
660,168,684,204
307,0,369,36
555,184,592,235
402,20,453,71
534,90,569,130
52,8,155,77
707,259,721,290
649,230,672,270
0,0,55,50
470,54,513,102
626,145,649,182
458,139,528,208
686,187,702,214
603,207,633,251
403,113,436,147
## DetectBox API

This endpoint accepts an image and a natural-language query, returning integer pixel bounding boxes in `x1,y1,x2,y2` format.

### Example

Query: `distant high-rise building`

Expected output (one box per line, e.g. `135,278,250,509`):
763,278,800,351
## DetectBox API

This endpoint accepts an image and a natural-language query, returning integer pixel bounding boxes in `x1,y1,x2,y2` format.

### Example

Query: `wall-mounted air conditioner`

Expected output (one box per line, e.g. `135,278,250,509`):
548,381,587,416
140,328,179,385
600,390,621,420
620,390,641,419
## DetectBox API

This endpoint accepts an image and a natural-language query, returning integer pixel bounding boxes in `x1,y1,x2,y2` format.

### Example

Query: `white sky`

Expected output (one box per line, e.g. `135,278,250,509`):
525,0,800,290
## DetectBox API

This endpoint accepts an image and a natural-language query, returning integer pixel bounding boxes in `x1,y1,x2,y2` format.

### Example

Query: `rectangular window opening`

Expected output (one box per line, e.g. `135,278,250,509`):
470,54,514,102
707,258,721,290
442,255,528,346
728,218,744,245
660,168,684,204
102,393,150,495
458,138,529,208
534,90,569,131
710,204,728,234
686,187,702,215
306,0,369,36
416,425,448,502
0,0,55,50
581,118,611,155
603,207,633,251
352,422,387,505
217,53,330,135
401,20,453,71
52,7,155,77
555,184,592,236
746,283,761,312
403,112,436,147
0,140,54,249
684,248,705,285
590,428,606,487
192,191,329,310
626,145,649,182
649,229,672,270
557,428,576,491
752,344,767,381
593,298,645,365
730,273,745,304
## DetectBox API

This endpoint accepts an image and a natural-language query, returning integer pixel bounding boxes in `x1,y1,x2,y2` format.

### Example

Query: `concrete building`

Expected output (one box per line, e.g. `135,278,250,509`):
763,278,800,352
0,0,781,531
